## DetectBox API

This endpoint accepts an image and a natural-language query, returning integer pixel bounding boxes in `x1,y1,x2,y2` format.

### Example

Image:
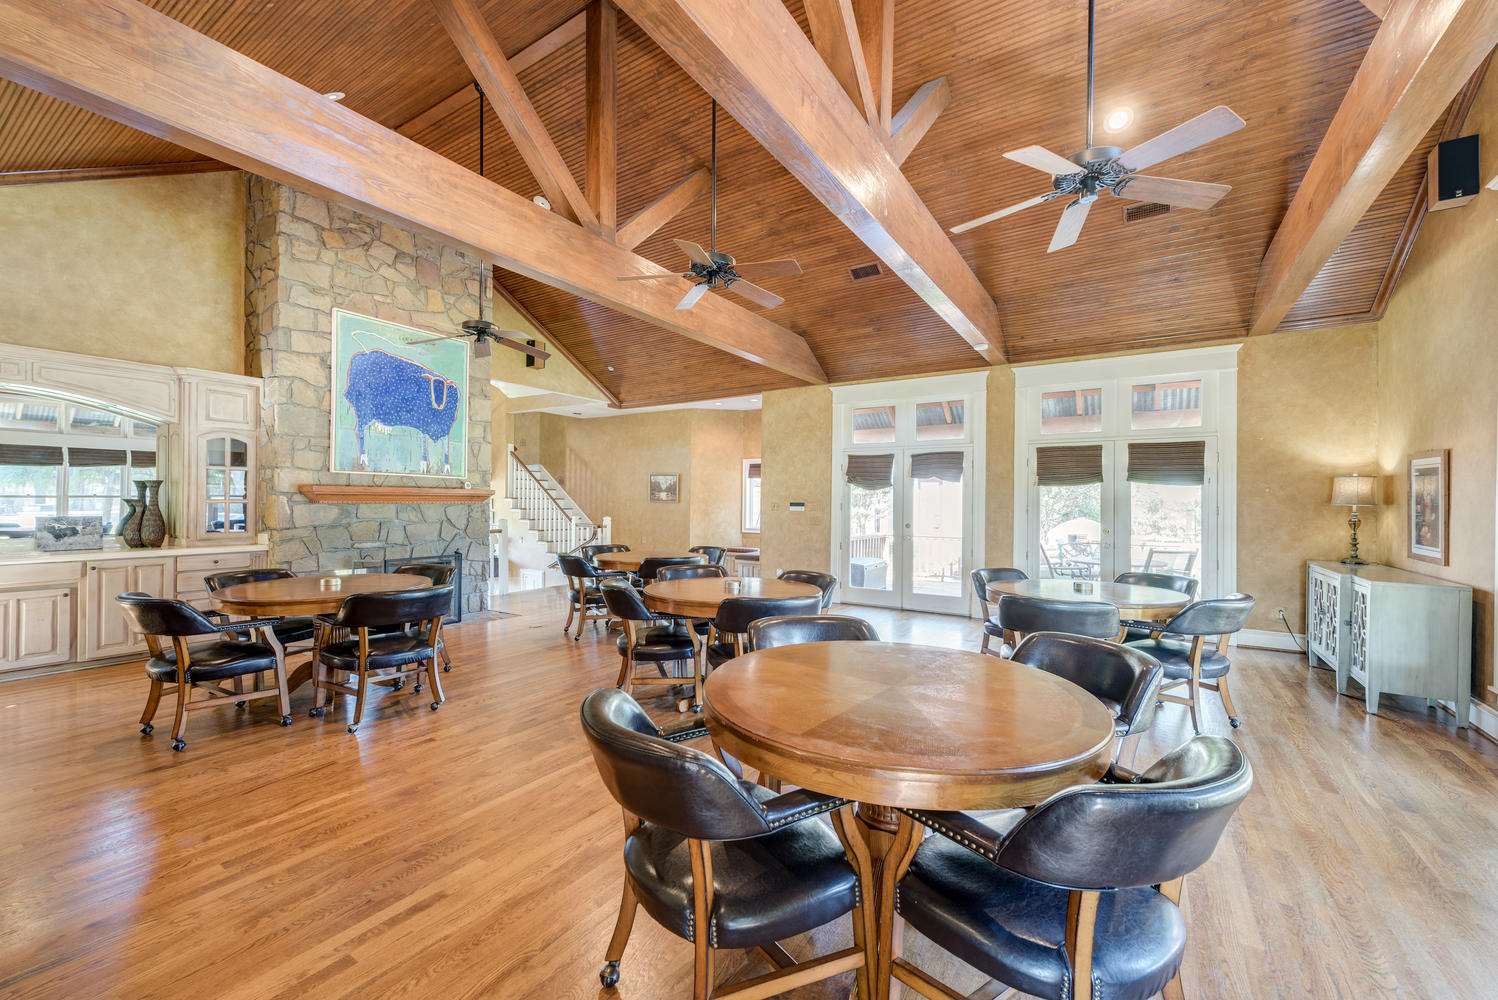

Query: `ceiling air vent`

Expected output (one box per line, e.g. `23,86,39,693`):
1124,202,1171,223
849,262,882,281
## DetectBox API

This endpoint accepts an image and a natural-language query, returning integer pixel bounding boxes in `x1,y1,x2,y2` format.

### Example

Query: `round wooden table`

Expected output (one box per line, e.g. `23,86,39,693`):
210,573,432,691
642,576,822,710
986,578,1190,639
592,551,703,572
704,641,1115,813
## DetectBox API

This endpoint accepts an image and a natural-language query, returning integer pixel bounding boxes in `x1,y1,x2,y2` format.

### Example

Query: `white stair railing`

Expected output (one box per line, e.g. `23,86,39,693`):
507,446,609,555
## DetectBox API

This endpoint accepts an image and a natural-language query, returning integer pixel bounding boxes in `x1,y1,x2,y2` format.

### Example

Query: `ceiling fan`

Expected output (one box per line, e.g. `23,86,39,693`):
950,0,1246,252
616,101,802,310
410,319,552,360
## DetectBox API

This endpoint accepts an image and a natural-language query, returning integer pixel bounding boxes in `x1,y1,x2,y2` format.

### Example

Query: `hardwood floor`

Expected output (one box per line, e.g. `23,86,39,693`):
2,587,1496,999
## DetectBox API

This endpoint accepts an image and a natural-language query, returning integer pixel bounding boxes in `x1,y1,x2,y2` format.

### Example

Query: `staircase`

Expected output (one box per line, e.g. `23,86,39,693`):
500,446,609,587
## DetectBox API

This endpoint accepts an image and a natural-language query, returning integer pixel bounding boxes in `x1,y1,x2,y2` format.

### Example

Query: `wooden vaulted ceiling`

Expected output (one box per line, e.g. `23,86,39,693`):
0,0,1484,405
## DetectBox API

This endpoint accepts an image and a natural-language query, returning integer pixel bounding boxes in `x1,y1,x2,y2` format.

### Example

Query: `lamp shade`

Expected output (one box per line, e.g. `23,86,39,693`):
1330,474,1378,507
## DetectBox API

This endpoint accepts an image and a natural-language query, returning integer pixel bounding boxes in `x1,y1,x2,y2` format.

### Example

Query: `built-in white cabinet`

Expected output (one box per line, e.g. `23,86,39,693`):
1306,561,1473,728
174,550,262,612
84,557,172,661
0,588,73,669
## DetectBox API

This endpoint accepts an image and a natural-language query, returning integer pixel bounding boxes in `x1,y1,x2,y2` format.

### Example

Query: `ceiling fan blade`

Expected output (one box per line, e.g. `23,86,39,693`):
494,336,551,361
1116,175,1232,210
950,193,1052,234
1003,145,1082,176
1047,198,1093,253
407,332,464,345
733,258,802,279
673,239,715,267
674,282,710,310
617,272,683,281
1114,106,1245,173
728,279,784,309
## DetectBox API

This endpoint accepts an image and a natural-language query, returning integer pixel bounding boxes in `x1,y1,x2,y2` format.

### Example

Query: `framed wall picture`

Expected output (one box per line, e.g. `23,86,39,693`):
649,473,680,503
331,309,468,478
1408,449,1449,565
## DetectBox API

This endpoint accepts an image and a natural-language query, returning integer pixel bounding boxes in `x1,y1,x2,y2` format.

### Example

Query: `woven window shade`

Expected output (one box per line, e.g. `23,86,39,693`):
131,450,158,468
1127,441,1205,486
0,444,64,466
1035,445,1103,486
845,453,894,490
746,461,761,479
68,447,128,467
910,451,964,483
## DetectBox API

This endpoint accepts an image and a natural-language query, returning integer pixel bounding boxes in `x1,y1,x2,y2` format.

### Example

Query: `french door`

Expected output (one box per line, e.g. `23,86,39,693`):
1027,438,1215,588
841,446,973,614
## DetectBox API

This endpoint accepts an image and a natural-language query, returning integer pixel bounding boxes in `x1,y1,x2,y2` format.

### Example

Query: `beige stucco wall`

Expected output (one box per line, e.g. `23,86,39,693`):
759,385,835,576
1237,325,1380,632
1370,70,1498,706
0,171,245,374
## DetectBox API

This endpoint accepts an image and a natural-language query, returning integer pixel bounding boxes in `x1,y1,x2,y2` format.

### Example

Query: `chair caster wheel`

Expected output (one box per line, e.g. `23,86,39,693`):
1155,699,1164,708
413,683,423,694
280,715,292,727
1229,717,1241,728
235,700,247,708
140,724,154,735
309,707,324,718
600,961,620,988
346,724,358,734
430,702,440,711
392,680,404,691
442,665,451,672
573,635,581,642
171,739,186,752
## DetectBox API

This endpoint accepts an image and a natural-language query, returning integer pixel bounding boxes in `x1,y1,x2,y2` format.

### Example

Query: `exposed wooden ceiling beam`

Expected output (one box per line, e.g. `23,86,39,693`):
802,0,877,127
0,0,826,387
492,277,621,406
1358,0,1390,17
618,0,1005,363
1250,0,1498,336
616,167,711,250
430,0,598,229
585,0,618,237
889,76,950,165
396,12,586,138
0,159,233,186
853,0,893,135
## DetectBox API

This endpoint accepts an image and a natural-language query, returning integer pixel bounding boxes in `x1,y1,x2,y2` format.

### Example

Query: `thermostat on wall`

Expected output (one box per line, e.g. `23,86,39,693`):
789,501,805,512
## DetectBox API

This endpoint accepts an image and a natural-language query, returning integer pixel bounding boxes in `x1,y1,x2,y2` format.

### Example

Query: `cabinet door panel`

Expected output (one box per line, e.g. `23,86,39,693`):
88,563,137,658
12,589,73,668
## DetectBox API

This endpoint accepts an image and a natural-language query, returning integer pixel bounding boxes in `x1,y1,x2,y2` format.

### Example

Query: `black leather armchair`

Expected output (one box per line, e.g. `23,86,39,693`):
996,593,1119,654
776,569,838,610
688,545,727,565
1115,571,1199,642
971,567,1028,656
391,562,456,671
116,592,291,751
636,555,707,586
1127,594,1254,733
580,687,874,998
599,580,698,708
557,553,612,640
581,544,632,582
313,585,454,733
748,614,879,649
885,736,1252,1000
1010,633,1163,760
706,594,823,669
657,564,727,581
203,568,317,649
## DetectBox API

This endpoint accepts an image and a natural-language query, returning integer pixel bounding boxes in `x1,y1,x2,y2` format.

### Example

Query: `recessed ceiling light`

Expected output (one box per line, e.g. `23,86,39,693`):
1103,107,1133,133
972,342,989,352
533,195,552,209
606,365,615,372
323,91,346,102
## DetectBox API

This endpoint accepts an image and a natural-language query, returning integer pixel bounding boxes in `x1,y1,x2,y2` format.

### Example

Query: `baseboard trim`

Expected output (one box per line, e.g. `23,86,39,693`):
1437,696,1498,745
1237,628,1305,653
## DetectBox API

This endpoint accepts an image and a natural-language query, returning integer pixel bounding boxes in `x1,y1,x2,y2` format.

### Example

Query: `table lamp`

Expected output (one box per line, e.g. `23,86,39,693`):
1330,474,1377,565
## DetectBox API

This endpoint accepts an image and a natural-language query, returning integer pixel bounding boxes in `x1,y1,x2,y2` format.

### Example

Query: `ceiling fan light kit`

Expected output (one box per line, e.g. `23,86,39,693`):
952,0,1245,251
615,100,802,309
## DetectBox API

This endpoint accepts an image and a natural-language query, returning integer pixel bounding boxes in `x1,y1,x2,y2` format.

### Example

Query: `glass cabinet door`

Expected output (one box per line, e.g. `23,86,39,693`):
202,435,251,535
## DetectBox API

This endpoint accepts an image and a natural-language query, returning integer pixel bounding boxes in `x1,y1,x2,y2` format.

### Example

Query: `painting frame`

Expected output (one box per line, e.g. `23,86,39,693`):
649,473,680,503
1407,449,1449,565
330,309,469,479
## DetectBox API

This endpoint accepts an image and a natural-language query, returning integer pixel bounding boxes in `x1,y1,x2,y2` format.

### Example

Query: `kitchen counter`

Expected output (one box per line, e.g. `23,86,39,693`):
0,540,268,570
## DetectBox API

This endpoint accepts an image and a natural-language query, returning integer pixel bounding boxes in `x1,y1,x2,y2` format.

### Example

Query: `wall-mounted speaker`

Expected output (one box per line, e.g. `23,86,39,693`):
1427,134,1480,212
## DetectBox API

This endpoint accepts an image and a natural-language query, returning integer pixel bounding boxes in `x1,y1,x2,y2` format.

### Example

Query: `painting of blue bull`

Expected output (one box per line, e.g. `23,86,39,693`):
344,348,462,475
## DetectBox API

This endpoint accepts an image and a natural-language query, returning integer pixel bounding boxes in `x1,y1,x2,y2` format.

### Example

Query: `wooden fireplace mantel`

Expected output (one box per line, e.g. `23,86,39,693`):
297,485,495,504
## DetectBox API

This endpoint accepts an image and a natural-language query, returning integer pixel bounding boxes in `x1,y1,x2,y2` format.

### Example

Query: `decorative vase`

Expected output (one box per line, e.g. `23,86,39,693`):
138,480,166,548
120,496,143,548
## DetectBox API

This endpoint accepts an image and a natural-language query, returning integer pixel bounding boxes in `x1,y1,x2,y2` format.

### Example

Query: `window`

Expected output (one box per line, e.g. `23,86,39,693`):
0,393,159,537
203,436,250,534
1130,378,1203,429
915,400,964,440
851,405,895,443
1040,387,1103,434
742,459,762,533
